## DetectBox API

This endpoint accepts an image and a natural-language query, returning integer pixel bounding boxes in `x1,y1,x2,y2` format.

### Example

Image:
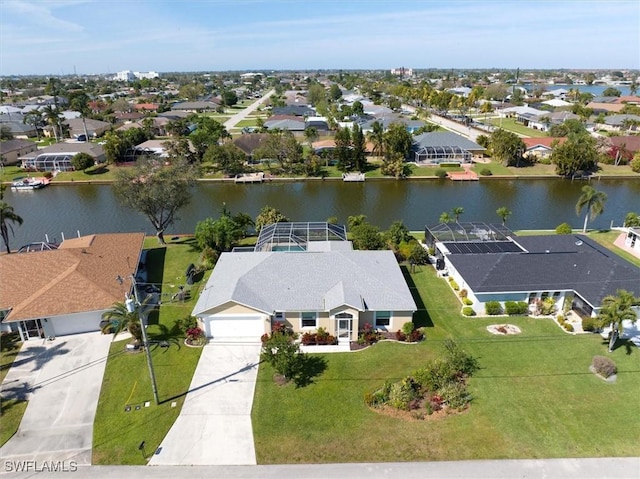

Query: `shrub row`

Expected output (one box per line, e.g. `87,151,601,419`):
557,315,574,332
504,301,528,315
462,306,475,316
485,301,503,315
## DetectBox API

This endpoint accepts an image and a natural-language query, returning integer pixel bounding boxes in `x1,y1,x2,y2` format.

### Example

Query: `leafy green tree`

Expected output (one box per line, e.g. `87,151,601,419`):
602,87,622,97
255,205,289,232
306,83,326,106
384,123,412,161
351,222,385,250
0,125,13,140
632,151,640,173
189,116,230,162
575,185,607,233
380,152,407,179
490,129,525,166
555,222,573,235
347,214,367,230
385,220,410,248
352,100,364,116
304,126,318,148
624,212,640,227
596,290,639,352
408,242,429,265
261,329,305,382
101,301,143,344
496,206,512,225
253,130,303,174
351,124,367,172
334,126,352,172
552,132,599,177
221,90,238,107
71,152,95,172
329,84,342,102
112,158,197,244
548,119,586,137
194,215,243,253
203,143,246,176
0,184,23,254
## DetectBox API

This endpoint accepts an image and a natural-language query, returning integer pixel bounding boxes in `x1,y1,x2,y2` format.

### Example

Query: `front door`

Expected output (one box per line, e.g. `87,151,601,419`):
335,313,353,341
23,319,43,339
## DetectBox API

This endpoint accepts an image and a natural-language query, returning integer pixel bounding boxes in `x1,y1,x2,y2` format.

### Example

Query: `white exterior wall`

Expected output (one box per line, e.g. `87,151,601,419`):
48,310,104,337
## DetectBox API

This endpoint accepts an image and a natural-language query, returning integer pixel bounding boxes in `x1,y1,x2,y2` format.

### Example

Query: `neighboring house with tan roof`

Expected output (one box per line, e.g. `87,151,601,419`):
0,139,38,166
0,233,145,341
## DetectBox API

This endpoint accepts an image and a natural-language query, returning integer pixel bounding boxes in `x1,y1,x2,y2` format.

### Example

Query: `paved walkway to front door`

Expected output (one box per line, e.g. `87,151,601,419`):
149,342,261,466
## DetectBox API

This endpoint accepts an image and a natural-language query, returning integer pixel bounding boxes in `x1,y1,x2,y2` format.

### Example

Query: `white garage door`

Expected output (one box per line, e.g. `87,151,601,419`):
50,313,101,337
205,315,265,341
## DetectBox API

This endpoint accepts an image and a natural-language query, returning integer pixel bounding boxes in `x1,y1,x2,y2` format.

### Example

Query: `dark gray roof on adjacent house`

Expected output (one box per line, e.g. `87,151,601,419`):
171,101,219,111
192,250,417,315
412,132,484,151
264,119,306,131
447,234,640,308
0,139,36,154
271,105,314,117
604,114,640,126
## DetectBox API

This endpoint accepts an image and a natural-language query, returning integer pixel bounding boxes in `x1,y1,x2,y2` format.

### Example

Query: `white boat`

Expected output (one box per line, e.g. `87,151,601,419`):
11,176,48,190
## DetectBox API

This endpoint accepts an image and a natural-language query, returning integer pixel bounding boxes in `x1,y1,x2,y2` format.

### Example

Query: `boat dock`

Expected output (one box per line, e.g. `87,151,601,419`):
234,172,265,183
342,172,365,182
448,165,478,181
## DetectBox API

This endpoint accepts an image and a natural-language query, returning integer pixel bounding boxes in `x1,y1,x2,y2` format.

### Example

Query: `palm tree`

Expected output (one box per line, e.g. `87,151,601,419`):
439,212,453,224
101,301,143,344
596,290,639,352
0,185,24,254
42,105,61,141
367,121,385,158
452,206,464,222
496,206,512,226
575,185,607,233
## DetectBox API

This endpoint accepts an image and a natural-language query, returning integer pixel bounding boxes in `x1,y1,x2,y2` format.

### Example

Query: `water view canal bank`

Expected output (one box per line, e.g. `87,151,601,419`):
5,178,640,248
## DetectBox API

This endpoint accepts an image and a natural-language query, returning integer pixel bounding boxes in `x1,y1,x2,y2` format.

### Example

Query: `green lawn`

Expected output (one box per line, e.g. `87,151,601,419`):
486,118,548,137
234,119,259,128
472,160,514,176
0,332,27,447
92,238,207,465
252,265,640,463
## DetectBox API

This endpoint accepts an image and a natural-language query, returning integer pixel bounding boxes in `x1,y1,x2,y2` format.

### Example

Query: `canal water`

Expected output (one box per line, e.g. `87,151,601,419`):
5,178,640,247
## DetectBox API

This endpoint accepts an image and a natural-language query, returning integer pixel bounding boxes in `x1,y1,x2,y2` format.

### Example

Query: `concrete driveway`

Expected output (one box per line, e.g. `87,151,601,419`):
149,342,261,466
0,332,113,465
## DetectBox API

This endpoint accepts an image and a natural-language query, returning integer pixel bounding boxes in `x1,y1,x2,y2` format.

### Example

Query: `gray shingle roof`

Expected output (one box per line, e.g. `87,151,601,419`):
447,234,640,308
193,250,417,316
412,132,484,151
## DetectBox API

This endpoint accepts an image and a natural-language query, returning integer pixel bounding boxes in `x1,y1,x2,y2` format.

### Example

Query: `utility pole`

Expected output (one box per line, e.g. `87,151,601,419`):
125,278,160,405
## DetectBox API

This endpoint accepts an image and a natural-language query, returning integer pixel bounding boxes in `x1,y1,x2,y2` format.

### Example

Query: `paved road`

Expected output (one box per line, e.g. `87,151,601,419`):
223,89,274,130
149,343,261,466
0,332,113,466
3,457,638,478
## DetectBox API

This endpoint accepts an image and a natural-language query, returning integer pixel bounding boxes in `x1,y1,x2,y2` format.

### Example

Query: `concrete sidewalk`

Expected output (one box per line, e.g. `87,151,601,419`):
149,343,261,466
0,332,113,466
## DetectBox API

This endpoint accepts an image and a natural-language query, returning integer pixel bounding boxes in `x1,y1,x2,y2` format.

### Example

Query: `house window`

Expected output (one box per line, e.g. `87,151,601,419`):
552,292,561,298
375,311,391,327
300,312,317,328
274,312,284,321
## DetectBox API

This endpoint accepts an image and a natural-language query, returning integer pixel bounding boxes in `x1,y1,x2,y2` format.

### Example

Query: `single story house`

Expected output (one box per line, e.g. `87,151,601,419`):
412,132,485,164
271,105,315,117
232,133,271,159
0,139,38,165
0,233,145,341
0,121,37,139
264,118,306,135
605,135,640,163
20,142,106,171
425,222,640,318
171,100,220,112
522,137,566,159
63,118,111,139
601,114,640,132
192,223,417,342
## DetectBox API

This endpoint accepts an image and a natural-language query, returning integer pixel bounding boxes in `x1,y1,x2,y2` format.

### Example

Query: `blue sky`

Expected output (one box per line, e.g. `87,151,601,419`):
1,0,639,75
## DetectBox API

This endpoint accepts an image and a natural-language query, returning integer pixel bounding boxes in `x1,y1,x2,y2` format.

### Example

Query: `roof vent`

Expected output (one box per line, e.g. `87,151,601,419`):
545,250,550,253
575,240,583,246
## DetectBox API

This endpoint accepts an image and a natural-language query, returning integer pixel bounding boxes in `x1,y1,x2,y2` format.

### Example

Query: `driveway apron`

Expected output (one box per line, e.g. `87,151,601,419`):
0,332,113,465
149,342,261,466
